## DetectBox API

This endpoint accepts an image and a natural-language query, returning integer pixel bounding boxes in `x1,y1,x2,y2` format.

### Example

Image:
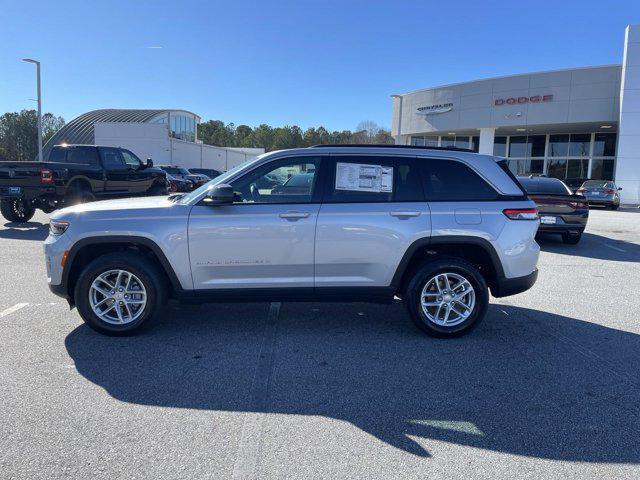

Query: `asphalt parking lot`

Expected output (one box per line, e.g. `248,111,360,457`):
1,208,640,479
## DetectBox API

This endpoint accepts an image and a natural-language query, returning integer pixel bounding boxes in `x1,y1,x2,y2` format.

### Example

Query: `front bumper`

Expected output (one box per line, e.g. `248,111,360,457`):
44,231,73,298
492,269,538,298
48,282,69,299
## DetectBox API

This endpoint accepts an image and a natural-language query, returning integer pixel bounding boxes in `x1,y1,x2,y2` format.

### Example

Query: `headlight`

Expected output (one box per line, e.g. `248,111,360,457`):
49,220,70,235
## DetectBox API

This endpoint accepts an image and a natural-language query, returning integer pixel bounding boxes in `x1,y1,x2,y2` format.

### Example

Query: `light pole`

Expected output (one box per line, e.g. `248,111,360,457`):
22,58,42,162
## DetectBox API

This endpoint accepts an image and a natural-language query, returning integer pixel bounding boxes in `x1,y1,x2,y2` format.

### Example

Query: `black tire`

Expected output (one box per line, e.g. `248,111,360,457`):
64,185,95,206
404,257,489,338
609,203,619,210
0,198,36,223
562,232,582,244
148,182,167,195
74,252,167,335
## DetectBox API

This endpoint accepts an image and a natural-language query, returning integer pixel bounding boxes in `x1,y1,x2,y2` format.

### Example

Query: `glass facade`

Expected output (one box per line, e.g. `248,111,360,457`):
152,113,197,142
409,132,617,180
410,135,479,152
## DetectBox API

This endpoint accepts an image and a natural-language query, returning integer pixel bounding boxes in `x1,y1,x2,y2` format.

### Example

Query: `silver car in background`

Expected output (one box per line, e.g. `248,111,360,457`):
577,180,622,209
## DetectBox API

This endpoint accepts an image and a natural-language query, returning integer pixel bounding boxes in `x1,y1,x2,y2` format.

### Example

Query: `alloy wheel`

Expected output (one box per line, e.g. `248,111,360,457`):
89,269,147,325
420,272,476,327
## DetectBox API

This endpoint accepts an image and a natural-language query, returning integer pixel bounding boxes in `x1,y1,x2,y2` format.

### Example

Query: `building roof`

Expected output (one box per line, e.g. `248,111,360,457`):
42,109,195,160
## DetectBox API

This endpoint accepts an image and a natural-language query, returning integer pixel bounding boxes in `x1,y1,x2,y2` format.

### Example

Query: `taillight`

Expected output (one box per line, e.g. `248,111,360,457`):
569,201,589,209
503,208,539,220
577,188,585,194
605,188,615,194
40,168,54,184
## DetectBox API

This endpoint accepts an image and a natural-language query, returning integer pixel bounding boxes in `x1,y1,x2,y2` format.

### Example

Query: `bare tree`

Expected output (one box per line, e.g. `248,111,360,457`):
355,120,382,138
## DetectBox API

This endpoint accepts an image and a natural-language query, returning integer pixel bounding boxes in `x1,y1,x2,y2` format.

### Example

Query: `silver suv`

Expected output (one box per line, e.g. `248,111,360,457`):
44,145,540,337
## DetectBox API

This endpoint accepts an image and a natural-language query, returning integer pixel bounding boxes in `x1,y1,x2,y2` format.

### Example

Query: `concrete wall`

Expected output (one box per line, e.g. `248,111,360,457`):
617,25,640,204
94,122,263,171
94,122,170,163
392,65,622,137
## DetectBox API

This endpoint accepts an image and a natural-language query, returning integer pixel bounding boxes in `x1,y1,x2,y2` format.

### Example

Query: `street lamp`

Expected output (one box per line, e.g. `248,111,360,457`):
22,58,42,162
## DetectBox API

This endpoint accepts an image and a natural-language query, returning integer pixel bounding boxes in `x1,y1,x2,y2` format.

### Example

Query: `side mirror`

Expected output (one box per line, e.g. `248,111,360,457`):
146,158,154,168
203,184,235,205
618,187,623,191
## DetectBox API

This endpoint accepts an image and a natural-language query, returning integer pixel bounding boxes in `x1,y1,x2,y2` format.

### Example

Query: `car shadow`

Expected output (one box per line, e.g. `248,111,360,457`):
65,301,640,463
0,221,49,241
537,232,640,262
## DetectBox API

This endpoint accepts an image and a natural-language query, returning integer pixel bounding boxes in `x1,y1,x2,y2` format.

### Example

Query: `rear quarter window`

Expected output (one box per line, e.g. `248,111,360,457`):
420,159,499,201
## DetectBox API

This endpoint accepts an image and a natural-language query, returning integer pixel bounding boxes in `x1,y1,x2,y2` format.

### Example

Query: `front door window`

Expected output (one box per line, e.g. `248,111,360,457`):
230,157,320,204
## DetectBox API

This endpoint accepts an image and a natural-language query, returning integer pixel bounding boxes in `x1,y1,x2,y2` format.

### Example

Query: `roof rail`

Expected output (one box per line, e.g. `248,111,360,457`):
309,144,475,153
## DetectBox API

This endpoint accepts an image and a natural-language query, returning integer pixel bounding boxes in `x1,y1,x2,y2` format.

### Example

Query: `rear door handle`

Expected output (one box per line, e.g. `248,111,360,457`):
279,211,310,219
389,211,421,218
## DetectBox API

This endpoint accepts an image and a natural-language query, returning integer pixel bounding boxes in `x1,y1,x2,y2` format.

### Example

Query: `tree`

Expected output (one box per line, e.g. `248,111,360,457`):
355,120,382,138
0,109,65,161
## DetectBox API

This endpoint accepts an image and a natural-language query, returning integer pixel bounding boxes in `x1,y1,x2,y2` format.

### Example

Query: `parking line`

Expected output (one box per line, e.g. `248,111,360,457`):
0,303,29,318
232,302,281,480
597,240,626,253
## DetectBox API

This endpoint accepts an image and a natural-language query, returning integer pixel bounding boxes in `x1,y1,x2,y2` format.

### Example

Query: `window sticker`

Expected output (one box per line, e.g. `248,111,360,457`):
335,162,393,193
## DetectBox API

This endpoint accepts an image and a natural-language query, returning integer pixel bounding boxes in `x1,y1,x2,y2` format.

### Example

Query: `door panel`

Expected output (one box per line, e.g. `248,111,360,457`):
121,150,152,194
188,203,319,289
314,202,430,287
188,154,325,290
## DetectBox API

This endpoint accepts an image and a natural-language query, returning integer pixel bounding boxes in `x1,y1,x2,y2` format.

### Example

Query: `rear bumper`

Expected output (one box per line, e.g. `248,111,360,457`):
587,199,617,206
537,223,585,234
0,185,56,200
492,269,538,298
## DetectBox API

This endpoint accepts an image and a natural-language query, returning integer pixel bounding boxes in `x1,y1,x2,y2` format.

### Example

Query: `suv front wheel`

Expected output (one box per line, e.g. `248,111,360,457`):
74,252,166,335
405,258,489,337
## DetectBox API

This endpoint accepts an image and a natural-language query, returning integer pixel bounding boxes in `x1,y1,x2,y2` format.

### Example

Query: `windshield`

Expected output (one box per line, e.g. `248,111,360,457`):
177,155,266,204
582,180,608,188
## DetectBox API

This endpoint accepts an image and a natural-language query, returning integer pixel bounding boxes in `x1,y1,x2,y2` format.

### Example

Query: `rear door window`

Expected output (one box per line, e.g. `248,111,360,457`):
48,148,66,163
325,156,423,203
420,158,499,201
66,147,100,166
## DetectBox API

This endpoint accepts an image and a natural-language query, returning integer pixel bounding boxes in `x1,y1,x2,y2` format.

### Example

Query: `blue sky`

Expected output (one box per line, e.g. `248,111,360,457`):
1,0,638,131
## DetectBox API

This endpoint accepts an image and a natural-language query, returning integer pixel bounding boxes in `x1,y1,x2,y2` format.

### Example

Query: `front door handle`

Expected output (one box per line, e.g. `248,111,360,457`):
279,211,310,220
389,211,421,218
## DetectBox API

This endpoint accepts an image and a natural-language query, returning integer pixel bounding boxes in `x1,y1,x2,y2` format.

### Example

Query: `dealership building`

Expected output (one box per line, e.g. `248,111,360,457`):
391,24,640,204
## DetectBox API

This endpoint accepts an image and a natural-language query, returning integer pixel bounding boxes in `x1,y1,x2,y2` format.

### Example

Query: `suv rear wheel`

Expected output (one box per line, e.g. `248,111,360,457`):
74,252,166,335
405,258,489,337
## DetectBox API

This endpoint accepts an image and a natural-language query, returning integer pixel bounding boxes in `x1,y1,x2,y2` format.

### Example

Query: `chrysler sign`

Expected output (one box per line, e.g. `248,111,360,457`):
495,94,553,106
417,102,453,115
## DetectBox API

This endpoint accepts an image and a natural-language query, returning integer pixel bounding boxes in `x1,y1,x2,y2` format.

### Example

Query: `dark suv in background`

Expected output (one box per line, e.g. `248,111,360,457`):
518,176,589,244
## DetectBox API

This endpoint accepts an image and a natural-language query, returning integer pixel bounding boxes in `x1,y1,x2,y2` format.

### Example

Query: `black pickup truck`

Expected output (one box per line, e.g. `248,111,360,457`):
0,145,168,222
